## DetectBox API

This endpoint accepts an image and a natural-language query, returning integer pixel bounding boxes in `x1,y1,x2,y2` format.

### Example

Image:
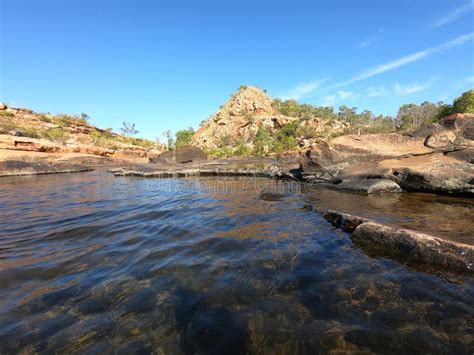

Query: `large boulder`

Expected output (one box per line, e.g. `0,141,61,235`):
338,153,474,196
446,148,474,163
424,130,457,150
149,146,207,164
299,133,432,177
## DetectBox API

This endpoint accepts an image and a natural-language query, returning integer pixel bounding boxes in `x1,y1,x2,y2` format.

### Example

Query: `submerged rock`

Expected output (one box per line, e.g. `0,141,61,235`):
322,209,474,273
331,178,402,194
352,222,474,273
323,210,369,233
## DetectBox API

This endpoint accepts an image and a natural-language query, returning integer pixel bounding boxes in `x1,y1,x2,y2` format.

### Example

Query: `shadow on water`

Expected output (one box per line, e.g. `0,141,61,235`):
0,172,472,353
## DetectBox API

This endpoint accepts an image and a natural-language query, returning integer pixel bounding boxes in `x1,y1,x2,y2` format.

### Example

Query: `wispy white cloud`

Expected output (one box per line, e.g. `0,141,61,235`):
322,90,357,106
461,75,474,84
329,33,474,90
323,94,337,106
338,90,354,99
366,86,389,97
432,1,473,28
393,81,433,95
280,77,329,100
360,38,379,48
359,28,384,48
284,33,472,106
365,80,434,98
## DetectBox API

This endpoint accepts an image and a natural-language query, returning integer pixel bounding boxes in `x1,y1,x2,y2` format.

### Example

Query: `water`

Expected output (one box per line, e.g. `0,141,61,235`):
0,171,473,354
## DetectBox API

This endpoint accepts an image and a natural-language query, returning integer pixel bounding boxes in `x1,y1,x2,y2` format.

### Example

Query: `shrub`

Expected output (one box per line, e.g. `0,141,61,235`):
452,89,474,114
56,114,77,127
0,120,15,130
18,127,40,139
175,128,195,148
0,111,14,118
234,138,251,156
253,126,275,156
218,134,232,147
120,121,139,137
42,127,69,143
79,112,90,123
39,115,52,123
207,146,234,158
296,125,320,139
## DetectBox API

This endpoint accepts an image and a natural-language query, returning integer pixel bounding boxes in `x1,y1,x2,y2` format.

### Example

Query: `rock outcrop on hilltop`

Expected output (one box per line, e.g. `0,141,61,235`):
192,86,348,152
300,114,474,195
192,86,287,149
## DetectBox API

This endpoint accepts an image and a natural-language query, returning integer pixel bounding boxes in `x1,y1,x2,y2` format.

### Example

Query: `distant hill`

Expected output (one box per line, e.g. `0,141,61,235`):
0,104,163,161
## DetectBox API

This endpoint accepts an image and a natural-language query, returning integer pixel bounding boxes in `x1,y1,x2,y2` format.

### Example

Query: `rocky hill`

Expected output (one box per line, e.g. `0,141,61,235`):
192,86,350,154
0,104,163,162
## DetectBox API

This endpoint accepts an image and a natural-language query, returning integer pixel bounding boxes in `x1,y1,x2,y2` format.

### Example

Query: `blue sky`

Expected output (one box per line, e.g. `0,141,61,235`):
1,0,473,140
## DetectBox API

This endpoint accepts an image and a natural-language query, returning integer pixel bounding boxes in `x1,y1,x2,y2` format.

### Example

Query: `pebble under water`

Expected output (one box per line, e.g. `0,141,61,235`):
0,171,473,354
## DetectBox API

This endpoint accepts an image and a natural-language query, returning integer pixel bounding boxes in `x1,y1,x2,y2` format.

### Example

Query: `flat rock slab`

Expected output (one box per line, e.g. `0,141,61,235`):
323,209,474,273
331,178,402,194
0,160,93,177
111,161,297,180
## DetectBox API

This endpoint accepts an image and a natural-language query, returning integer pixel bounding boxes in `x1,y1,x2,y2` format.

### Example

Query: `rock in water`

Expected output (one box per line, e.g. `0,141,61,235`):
334,179,402,194
149,146,207,164
322,210,474,273
352,222,474,273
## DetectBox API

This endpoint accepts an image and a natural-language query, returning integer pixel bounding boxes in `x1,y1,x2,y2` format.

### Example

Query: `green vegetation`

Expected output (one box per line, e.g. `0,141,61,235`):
120,121,139,137
80,112,90,122
273,99,337,120
253,126,274,156
396,102,442,129
39,114,52,122
452,89,474,114
162,130,175,150
0,111,14,118
175,128,195,148
42,127,69,143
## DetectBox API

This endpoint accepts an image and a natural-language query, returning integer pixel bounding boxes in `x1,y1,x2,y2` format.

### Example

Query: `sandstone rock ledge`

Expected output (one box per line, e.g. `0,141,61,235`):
0,160,93,177
323,210,474,273
111,163,296,180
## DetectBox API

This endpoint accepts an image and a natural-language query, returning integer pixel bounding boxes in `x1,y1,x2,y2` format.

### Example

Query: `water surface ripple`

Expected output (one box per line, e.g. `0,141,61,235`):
0,172,472,354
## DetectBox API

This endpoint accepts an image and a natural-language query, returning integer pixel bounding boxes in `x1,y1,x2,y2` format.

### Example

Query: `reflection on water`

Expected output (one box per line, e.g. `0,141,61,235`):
0,171,472,353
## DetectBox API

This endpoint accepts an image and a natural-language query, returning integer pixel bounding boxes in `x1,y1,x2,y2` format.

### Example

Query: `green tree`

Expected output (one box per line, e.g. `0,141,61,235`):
175,128,195,148
80,112,90,122
253,126,275,156
120,121,139,137
452,90,474,114
396,102,440,129
338,105,358,123
163,130,175,150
